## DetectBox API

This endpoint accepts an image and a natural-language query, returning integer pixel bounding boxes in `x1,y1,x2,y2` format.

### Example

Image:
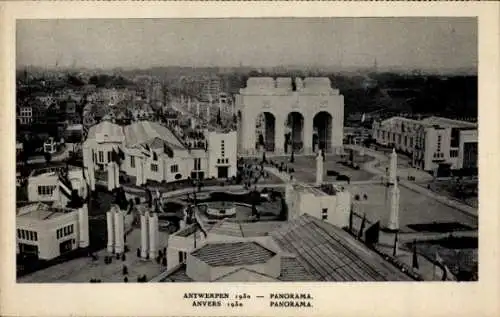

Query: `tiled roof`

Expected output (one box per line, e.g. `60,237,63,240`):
208,219,245,238
213,267,279,282
124,121,185,150
86,120,124,143
278,256,317,281
420,116,477,128
270,214,414,281
191,242,276,267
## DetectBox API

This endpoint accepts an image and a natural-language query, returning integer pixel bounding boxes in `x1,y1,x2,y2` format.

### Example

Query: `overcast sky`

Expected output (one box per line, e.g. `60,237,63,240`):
16,18,477,70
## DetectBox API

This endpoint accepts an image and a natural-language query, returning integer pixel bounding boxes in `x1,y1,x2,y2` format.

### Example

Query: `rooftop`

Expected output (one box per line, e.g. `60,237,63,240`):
270,214,414,281
420,116,478,129
124,121,185,150
158,254,316,282
17,202,74,221
191,241,276,267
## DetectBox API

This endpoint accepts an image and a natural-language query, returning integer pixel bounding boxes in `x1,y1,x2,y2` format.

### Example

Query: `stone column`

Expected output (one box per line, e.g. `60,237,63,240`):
275,116,285,155
107,163,115,191
148,212,158,259
140,212,149,258
303,117,314,155
106,210,114,253
241,111,255,155
78,204,89,248
136,158,143,186
114,162,120,188
114,208,124,254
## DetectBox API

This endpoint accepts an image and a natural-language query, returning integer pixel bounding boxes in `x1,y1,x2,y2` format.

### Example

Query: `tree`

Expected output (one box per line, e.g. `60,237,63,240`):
44,152,52,163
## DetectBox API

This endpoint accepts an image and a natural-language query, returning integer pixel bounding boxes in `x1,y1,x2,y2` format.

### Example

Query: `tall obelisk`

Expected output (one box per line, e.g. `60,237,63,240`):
385,148,400,231
387,177,400,231
389,148,397,185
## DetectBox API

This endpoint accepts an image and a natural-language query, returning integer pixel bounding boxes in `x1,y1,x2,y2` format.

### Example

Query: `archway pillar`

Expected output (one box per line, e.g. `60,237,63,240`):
303,116,314,155
275,115,286,155
241,111,256,155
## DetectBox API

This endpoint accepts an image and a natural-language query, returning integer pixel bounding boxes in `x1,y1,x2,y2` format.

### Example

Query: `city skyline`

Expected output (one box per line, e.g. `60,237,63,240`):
17,17,477,71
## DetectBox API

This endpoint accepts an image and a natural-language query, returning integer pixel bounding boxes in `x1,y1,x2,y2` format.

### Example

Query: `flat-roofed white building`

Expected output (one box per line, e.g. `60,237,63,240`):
286,183,351,229
16,202,89,260
372,116,478,172
26,167,87,207
83,120,237,187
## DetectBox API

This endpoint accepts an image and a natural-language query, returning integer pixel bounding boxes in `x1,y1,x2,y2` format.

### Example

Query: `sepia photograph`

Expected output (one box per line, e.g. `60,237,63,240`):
14,17,480,285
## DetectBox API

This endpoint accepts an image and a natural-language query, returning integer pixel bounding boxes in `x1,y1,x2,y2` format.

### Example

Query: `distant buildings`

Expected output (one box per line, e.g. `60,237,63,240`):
82,120,237,187
201,76,222,102
372,116,478,172
18,105,33,125
16,202,89,261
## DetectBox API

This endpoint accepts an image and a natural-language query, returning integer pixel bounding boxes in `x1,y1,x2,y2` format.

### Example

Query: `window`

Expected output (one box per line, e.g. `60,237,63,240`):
437,135,442,152
322,208,328,220
34,232,38,241
217,159,221,164
404,136,408,146
130,156,135,168
151,164,158,172
98,151,104,163
38,185,56,196
153,152,158,161
410,137,414,147
450,149,459,158
107,151,111,163
170,165,178,173
221,140,225,157
17,229,21,239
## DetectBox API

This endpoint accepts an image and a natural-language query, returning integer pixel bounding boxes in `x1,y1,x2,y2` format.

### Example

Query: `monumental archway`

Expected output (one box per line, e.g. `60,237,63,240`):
255,112,276,152
313,111,333,152
285,111,304,153
237,77,344,155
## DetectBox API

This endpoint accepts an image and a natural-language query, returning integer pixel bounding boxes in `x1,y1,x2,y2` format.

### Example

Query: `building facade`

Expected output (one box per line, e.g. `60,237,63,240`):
82,121,237,186
236,77,344,155
372,116,478,172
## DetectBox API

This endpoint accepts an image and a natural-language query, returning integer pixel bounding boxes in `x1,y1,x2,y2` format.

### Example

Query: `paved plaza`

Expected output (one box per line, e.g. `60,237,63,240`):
18,228,169,283
264,153,375,183
345,183,478,232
